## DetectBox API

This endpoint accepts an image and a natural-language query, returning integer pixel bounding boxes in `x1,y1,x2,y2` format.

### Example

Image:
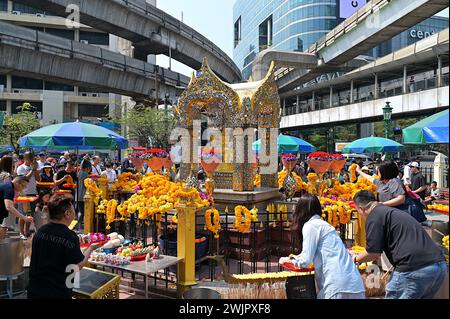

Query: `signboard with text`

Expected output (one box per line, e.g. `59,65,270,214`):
335,142,349,153
339,0,368,18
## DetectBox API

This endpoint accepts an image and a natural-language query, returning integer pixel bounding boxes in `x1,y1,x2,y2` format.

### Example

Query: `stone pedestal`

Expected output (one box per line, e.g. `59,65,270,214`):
210,187,282,212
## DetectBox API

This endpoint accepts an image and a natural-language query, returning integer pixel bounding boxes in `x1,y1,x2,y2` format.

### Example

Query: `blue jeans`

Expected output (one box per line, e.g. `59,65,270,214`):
386,261,447,299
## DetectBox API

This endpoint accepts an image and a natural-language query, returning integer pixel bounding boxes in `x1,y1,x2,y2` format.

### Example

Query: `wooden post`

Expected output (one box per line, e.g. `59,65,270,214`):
176,203,197,298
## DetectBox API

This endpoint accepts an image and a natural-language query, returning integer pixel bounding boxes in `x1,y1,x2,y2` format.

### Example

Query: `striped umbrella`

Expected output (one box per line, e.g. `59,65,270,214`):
402,109,449,144
19,121,128,150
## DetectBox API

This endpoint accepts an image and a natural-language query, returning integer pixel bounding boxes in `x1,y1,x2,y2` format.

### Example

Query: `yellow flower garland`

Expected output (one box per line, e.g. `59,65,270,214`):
349,164,357,183
205,208,221,238
84,178,101,202
105,199,118,229
234,206,258,233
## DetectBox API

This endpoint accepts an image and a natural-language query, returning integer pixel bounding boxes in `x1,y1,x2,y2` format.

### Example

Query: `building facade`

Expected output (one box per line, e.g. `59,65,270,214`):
234,0,340,80
233,0,448,80
0,0,156,127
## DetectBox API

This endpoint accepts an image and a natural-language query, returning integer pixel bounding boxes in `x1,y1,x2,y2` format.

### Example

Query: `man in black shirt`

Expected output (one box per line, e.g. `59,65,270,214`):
409,162,427,200
0,176,34,239
27,194,100,299
352,191,446,299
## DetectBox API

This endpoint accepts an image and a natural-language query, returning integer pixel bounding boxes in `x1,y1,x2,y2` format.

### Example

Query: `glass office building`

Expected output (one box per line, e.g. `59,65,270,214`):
234,0,340,80
233,0,448,80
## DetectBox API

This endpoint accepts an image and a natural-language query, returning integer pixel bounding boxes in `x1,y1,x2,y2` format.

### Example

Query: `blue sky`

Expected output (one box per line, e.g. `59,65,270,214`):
156,0,234,76
156,1,448,76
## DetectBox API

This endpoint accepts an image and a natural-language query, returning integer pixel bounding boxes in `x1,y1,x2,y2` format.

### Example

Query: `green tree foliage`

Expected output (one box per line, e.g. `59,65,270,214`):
121,104,175,148
0,102,41,153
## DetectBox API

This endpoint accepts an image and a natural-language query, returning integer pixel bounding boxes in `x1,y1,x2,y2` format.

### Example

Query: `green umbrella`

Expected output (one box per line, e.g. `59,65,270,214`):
19,121,128,150
252,134,316,154
342,137,404,153
402,109,449,144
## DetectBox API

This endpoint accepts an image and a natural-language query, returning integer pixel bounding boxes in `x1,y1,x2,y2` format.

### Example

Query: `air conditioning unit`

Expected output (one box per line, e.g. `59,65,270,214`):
12,11,21,15
36,13,45,17
80,40,89,44
81,93,87,96
13,89,20,93
91,93,98,97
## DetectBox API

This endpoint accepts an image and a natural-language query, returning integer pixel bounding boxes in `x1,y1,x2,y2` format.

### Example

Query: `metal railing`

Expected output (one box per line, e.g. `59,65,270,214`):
284,73,449,116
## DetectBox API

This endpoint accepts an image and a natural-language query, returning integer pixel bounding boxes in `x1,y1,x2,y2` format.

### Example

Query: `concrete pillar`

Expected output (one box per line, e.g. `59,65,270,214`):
434,153,446,188
74,29,80,42
6,74,11,92
350,80,354,103
312,91,315,111
329,86,333,108
374,73,379,99
403,65,408,94
7,1,13,12
109,93,121,119
437,55,442,88
296,95,299,114
282,98,286,116
42,90,64,125
358,123,374,138
6,75,12,115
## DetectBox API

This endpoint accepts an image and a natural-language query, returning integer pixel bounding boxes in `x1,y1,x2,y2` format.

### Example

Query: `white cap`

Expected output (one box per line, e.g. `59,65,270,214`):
409,162,419,168
361,166,370,171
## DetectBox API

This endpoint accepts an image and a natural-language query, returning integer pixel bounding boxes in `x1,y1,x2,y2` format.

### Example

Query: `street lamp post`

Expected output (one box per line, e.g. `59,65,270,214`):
383,101,393,139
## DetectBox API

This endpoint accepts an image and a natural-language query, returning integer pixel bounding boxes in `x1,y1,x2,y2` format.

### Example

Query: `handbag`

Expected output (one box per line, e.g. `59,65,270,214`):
285,274,317,299
396,193,427,223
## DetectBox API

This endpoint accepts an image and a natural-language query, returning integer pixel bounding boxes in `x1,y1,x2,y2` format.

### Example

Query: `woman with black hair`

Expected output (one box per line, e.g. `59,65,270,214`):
356,161,406,208
0,155,14,183
33,189,51,231
39,163,54,183
279,192,365,299
77,160,92,229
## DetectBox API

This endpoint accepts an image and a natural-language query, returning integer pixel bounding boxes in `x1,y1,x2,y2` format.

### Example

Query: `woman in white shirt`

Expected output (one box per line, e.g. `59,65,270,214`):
102,163,117,186
279,192,365,299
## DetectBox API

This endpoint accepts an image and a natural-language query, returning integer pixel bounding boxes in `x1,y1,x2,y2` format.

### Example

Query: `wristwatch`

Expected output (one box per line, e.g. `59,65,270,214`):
353,255,360,266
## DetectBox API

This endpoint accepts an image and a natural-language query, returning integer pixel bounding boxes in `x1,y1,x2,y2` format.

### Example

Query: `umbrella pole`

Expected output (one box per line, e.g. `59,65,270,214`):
76,147,79,204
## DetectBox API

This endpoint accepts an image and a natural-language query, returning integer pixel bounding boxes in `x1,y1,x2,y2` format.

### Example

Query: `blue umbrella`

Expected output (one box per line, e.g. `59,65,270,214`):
342,137,404,153
402,109,449,144
252,134,316,154
19,121,128,150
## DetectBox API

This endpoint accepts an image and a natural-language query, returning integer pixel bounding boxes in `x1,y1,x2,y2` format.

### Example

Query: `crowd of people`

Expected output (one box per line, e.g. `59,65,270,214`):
0,151,133,239
0,150,447,299
279,158,447,299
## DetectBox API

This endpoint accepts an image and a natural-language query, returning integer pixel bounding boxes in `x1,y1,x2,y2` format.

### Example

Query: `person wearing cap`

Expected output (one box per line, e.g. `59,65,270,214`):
403,162,412,186
410,162,427,200
40,163,54,183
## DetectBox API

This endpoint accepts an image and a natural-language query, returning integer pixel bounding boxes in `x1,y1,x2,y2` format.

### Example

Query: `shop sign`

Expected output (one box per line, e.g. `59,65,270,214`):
409,29,436,39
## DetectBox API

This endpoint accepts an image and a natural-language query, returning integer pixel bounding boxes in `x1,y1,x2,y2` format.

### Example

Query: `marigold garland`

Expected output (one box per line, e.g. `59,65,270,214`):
205,208,221,238
84,178,101,202
349,164,358,183
105,199,118,229
234,206,258,233
117,173,209,221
